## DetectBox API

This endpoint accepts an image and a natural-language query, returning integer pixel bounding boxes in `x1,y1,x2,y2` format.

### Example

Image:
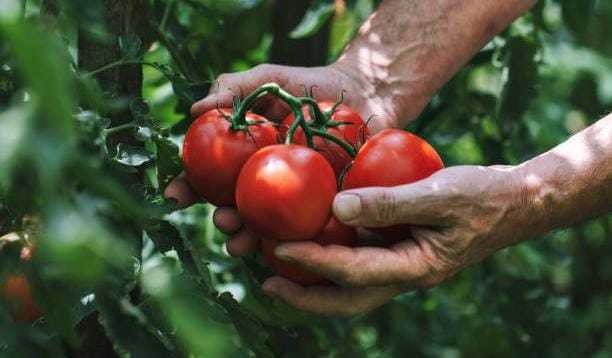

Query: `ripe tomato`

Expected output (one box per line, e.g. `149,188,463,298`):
342,129,444,240
182,109,278,207
1,243,42,323
281,102,368,177
2,274,42,323
261,216,357,285
236,144,336,242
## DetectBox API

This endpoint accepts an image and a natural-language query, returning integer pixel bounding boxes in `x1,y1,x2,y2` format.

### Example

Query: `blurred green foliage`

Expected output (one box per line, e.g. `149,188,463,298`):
0,0,610,356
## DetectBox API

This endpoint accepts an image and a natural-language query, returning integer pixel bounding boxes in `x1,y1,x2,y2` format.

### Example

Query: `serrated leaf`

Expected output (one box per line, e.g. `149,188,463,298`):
96,292,175,357
114,143,153,167
154,136,182,189
289,1,335,39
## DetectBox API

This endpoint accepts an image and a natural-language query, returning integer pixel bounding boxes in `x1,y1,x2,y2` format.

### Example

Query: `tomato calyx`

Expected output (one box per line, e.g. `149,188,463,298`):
228,82,358,158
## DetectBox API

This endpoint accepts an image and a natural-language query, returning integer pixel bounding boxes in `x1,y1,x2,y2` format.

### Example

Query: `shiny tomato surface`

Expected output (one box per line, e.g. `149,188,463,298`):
236,144,337,242
182,109,278,206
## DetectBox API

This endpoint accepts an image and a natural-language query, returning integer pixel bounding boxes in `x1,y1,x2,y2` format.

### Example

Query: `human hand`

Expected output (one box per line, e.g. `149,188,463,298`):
259,165,547,316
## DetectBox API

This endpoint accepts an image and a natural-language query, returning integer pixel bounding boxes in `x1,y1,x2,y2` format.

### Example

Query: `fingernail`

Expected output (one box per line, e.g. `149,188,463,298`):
333,194,362,222
274,245,293,261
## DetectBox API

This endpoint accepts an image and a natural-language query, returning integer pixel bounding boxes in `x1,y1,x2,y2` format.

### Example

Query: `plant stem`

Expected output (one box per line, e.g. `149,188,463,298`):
160,0,175,31
103,122,138,136
311,128,356,157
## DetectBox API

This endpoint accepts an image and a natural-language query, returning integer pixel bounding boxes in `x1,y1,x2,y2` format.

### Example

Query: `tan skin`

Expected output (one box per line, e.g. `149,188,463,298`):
165,0,612,316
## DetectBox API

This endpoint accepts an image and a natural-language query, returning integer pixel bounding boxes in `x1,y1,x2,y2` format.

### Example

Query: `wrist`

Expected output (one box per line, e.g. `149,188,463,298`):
511,161,562,239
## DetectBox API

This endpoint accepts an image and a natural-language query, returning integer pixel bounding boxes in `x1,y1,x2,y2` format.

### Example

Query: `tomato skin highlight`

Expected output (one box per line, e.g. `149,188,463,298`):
261,217,357,286
2,274,42,323
236,144,337,242
342,129,444,241
182,109,278,207
281,102,368,177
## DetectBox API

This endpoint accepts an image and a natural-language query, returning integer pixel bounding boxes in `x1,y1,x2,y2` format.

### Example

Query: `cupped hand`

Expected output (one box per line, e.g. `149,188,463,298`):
261,165,545,316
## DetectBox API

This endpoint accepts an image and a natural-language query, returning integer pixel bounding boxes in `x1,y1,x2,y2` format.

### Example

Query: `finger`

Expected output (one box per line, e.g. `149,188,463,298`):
191,91,236,118
225,229,259,257
274,241,432,288
164,173,200,208
333,177,453,228
250,94,291,121
262,277,401,317
213,207,242,234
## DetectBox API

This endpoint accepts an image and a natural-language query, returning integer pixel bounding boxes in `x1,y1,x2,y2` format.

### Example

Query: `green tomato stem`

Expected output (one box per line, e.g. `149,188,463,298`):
310,128,356,158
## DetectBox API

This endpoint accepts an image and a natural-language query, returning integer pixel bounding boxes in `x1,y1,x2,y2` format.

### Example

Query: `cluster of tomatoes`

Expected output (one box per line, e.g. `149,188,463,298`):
182,84,444,285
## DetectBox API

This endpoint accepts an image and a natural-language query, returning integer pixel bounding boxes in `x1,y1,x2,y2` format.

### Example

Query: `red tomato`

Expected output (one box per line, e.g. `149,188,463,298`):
281,102,368,177
182,109,278,206
342,129,444,241
2,274,42,323
236,144,336,242
261,216,357,286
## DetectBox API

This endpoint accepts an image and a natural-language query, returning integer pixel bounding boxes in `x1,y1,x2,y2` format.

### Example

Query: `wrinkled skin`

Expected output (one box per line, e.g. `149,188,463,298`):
235,145,337,242
182,109,278,206
282,101,368,177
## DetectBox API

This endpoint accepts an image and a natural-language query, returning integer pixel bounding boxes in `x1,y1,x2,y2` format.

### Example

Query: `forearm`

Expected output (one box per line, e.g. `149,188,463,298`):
334,0,536,127
516,114,612,237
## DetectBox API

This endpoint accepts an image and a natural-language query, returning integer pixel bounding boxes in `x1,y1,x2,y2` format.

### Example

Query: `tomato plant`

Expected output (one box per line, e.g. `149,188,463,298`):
261,216,357,285
281,101,367,176
236,144,337,242
182,109,278,206
342,129,444,240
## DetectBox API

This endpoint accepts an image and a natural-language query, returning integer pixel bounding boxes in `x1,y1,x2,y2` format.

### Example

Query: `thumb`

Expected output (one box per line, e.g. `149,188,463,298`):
332,183,448,228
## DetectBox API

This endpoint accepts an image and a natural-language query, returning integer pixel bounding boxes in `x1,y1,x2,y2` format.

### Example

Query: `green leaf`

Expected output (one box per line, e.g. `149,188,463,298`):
155,136,182,189
497,35,539,135
96,292,176,357
0,105,31,189
289,1,335,39
114,143,154,167
560,0,596,39
141,255,236,357
218,292,276,358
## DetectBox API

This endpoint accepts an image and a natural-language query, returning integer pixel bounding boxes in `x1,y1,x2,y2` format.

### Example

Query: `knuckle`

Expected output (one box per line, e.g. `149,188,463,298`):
336,269,362,287
215,73,234,85
372,190,399,225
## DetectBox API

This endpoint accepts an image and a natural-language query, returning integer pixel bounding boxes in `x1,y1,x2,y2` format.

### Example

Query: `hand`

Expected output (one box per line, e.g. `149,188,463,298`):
166,61,431,254
260,165,544,316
